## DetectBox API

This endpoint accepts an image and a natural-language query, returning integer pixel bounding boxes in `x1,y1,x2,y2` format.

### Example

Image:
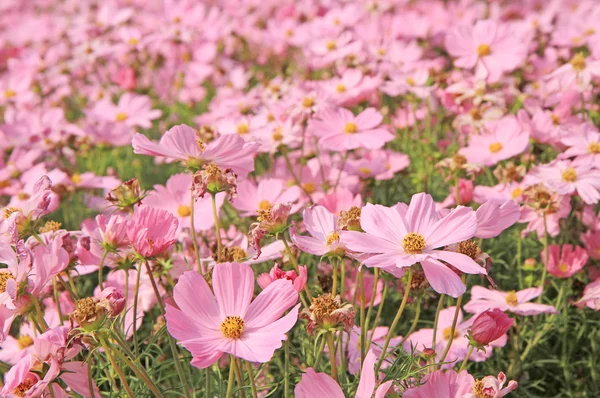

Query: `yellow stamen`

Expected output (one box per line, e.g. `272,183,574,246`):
477,44,491,57
562,167,577,182
0,272,16,293
402,232,426,254
177,205,191,217
17,335,33,350
570,53,587,72
443,327,459,340
589,142,600,154
505,291,518,306
302,96,315,108
344,122,358,134
335,84,346,93
115,112,128,122
326,41,337,51
302,182,316,194
489,142,503,153
326,231,340,246
258,200,271,211
236,123,250,135
4,89,16,99
220,316,245,339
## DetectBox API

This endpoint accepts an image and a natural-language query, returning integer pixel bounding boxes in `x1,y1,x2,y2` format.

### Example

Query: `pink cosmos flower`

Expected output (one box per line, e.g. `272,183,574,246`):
542,244,588,278
520,195,571,239
127,206,178,258
132,124,261,176
474,200,521,238
341,193,487,297
257,263,307,293
576,278,600,311
469,309,514,347
465,286,558,316
0,241,32,310
546,53,600,91
459,116,530,167
91,93,161,128
318,188,362,215
165,262,300,368
232,178,301,217
445,20,529,82
383,69,435,99
0,323,36,365
403,369,474,398
559,123,600,168
527,160,600,205
462,372,518,398
581,230,600,260
291,205,344,257
144,173,225,232
307,107,394,151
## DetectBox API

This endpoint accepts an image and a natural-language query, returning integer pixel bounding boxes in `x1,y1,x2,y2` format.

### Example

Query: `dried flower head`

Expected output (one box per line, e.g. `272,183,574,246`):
192,163,237,201
493,161,526,183
106,178,146,212
301,293,355,335
338,206,362,231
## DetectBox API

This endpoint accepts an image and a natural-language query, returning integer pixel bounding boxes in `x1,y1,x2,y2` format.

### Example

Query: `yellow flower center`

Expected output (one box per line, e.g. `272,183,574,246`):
489,142,503,153
585,28,596,36
443,327,459,340
477,44,491,57
326,231,340,246
220,316,245,339
128,38,140,45
469,107,482,121
562,167,577,182
17,335,34,349
0,272,16,293
13,378,35,397
302,96,315,108
4,89,16,99
405,77,415,87
236,123,250,135
272,127,283,142
303,182,316,194
115,112,128,122
344,122,358,134
505,291,518,306
326,41,337,51
336,84,346,93
551,114,561,125
177,205,191,217
71,173,82,184
589,142,600,154
472,380,485,397
558,263,569,272
39,220,62,233
570,53,587,72
359,167,372,175
3,207,21,219
402,232,426,254
258,200,271,211
377,48,386,56
511,187,523,200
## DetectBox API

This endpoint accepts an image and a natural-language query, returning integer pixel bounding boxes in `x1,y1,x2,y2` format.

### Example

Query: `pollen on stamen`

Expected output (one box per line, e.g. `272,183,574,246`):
220,316,245,339
344,122,358,134
505,291,518,306
402,232,426,254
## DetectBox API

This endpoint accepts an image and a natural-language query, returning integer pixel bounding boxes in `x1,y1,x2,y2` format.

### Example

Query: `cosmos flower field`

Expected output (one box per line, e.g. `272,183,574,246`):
1,0,600,397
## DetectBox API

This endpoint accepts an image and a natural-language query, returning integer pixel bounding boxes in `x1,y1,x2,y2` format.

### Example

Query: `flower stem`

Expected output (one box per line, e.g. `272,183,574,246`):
366,281,388,352
439,281,466,365
401,297,422,345
225,355,236,398
110,339,164,397
538,214,549,302
98,248,109,291
205,368,211,398
232,358,246,398
359,269,366,367
132,265,142,355
326,331,338,381
459,345,475,372
332,260,338,295
143,260,191,398
431,294,446,352
313,335,327,370
211,193,223,263
375,268,413,374
281,232,312,303
190,191,204,273
99,335,135,398
364,268,379,333
245,361,258,398
52,277,63,326
284,339,290,398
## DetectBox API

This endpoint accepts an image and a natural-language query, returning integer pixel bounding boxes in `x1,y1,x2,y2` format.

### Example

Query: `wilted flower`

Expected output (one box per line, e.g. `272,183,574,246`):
301,293,355,335
70,297,106,330
105,178,146,212
192,163,237,200
337,206,362,231
97,287,126,317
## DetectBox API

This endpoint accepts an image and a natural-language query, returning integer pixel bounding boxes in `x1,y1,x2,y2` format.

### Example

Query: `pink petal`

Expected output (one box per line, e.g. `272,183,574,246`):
421,259,466,298
212,262,255,318
245,279,298,329
429,250,487,275
425,207,477,249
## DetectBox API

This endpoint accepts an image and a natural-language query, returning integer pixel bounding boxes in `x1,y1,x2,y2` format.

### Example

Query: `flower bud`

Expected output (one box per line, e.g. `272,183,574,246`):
469,309,514,347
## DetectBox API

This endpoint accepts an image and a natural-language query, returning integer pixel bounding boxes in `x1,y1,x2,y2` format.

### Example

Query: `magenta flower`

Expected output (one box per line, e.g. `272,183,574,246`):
257,263,307,293
308,107,394,151
459,116,530,166
341,193,486,297
127,206,178,258
542,244,588,278
165,262,300,368
469,309,514,347
132,124,260,176
464,286,558,316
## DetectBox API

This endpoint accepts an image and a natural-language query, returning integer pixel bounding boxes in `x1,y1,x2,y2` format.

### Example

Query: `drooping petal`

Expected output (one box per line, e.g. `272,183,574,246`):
421,259,466,298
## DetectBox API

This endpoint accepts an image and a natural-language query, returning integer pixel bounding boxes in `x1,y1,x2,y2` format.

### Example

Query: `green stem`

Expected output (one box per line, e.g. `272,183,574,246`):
366,281,388,352
205,368,211,398
359,270,366,367
109,338,164,397
284,339,290,398
98,249,109,291
52,278,63,326
225,355,236,398
332,260,338,296
431,295,446,352
364,268,379,333
100,336,135,398
439,283,466,365
459,345,475,372
245,361,258,398
211,193,223,263
538,214,549,302
190,192,204,273
143,260,191,398
401,297,422,344
132,265,142,355
375,268,412,374
326,331,338,381
232,358,246,398
313,335,327,370
281,232,312,303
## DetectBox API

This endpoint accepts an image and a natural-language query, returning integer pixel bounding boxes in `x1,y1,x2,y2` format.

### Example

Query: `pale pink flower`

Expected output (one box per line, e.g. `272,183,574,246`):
132,124,261,176
445,20,529,82
308,108,394,151
165,262,300,368
144,173,224,232
127,206,178,258
527,160,600,205
232,178,301,217
474,200,521,238
341,193,486,297
459,116,530,167
576,278,600,310
559,123,600,168
383,69,435,99
291,205,344,257
542,244,588,278
318,188,362,215
465,286,558,316
0,323,36,365
91,93,161,128
403,369,474,398
462,372,518,398
546,53,600,91
257,263,307,293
